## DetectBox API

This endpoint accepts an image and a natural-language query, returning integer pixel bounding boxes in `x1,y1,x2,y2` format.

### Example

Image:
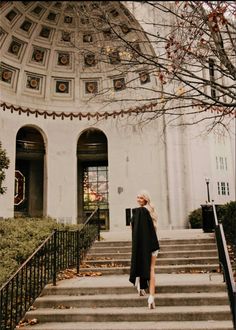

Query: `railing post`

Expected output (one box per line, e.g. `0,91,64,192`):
76,229,80,274
53,229,57,286
97,207,100,241
233,293,236,328
212,201,219,226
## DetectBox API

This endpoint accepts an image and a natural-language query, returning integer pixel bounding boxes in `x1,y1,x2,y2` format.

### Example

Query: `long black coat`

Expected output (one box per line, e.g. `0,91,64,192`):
129,207,160,289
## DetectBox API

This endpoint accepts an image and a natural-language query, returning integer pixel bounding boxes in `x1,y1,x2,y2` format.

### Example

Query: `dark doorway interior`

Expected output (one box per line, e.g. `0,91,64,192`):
15,127,45,217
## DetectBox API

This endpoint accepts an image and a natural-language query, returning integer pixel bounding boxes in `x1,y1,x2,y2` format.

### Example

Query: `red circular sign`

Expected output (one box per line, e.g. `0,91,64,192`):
14,170,25,205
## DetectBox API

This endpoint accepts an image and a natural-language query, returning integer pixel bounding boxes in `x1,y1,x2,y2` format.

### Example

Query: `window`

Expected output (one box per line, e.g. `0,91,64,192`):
225,157,228,170
209,58,216,99
221,182,226,195
227,182,230,195
217,182,221,195
219,157,224,170
216,156,218,170
83,165,109,211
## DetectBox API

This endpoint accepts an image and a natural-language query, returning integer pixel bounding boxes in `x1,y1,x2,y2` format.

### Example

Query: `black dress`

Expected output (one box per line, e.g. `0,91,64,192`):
129,207,160,290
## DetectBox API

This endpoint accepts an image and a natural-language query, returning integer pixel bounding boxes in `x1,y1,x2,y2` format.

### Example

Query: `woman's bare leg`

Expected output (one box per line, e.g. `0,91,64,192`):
149,255,156,296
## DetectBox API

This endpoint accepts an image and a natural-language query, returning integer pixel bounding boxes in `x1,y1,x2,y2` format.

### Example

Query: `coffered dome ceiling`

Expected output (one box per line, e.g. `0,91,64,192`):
0,1,154,109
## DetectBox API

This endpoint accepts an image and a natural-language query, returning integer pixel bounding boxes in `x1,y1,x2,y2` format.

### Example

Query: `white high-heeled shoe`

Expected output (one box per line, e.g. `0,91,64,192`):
148,295,155,309
136,278,146,296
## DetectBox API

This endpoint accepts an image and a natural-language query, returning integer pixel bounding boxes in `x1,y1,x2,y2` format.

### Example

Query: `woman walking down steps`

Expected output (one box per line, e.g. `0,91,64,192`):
129,190,160,309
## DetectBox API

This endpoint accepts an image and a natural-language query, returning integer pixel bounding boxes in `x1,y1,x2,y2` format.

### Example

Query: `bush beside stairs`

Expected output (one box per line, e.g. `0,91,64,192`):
23,230,234,330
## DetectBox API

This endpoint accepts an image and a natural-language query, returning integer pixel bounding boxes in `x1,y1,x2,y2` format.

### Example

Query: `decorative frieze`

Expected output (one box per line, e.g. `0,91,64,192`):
81,17,89,25
20,20,33,32
0,1,8,9
110,9,119,18
52,78,74,100
53,2,62,9
83,33,93,43
64,16,73,24
0,63,18,90
39,26,51,39
8,40,21,55
85,81,98,94
84,53,96,67
61,31,71,42
139,71,150,84
31,5,45,18
26,75,40,90
120,24,131,35
103,28,113,40
131,42,142,58
47,12,58,22
58,52,70,66
56,81,69,93
32,48,45,63
109,50,121,65
6,10,18,22
113,77,125,91
20,2,32,9
0,67,13,84
123,7,135,22
0,27,7,47
8,38,26,60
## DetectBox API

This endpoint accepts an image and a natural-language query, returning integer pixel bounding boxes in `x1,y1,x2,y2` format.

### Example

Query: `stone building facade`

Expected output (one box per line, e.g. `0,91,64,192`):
0,1,235,230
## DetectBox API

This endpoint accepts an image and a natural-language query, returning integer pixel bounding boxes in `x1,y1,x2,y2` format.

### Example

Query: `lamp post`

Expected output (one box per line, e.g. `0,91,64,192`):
205,178,210,203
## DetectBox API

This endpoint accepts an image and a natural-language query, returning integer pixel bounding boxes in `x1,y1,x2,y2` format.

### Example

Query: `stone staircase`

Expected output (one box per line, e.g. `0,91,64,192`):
24,233,234,330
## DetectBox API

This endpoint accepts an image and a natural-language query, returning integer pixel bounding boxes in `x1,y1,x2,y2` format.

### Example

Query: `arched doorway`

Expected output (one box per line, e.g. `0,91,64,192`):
14,126,45,217
77,128,109,230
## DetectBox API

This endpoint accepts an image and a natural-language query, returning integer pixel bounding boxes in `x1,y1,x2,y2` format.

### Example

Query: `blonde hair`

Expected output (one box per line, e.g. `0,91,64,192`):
137,190,158,228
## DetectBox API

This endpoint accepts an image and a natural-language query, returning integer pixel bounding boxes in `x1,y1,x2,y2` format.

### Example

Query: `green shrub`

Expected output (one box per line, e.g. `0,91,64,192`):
218,201,236,240
188,201,236,272
0,217,81,287
188,208,202,228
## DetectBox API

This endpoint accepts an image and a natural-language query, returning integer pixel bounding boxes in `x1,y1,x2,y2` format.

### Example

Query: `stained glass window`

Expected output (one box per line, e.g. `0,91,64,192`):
83,165,108,211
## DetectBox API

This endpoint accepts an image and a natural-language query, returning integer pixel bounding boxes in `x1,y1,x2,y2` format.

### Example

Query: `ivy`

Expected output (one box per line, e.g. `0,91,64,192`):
0,141,10,195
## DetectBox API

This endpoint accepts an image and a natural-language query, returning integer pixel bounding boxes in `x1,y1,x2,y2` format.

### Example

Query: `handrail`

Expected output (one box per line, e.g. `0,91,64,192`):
0,208,100,330
81,206,99,230
212,202,236,328
80,207,100,242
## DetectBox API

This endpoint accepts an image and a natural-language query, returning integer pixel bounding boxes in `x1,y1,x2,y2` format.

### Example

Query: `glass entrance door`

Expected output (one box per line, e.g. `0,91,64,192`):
83,165,109,230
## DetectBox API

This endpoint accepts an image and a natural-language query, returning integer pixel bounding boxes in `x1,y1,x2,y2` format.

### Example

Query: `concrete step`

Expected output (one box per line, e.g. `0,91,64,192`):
86,250,218,259
83,257,219,266
21,229,234,330
79,264,220,275
34,292,229,309
93,238,216,247
25,305,232,322
89,243,217,253
22,320,234,330
42,282,227,296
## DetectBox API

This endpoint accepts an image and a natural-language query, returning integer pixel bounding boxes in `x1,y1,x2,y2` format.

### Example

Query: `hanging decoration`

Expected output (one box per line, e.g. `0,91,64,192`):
0,101,234,121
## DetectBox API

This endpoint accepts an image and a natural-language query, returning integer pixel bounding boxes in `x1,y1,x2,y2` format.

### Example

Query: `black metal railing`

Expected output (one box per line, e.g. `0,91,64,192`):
0,208,100,330
212,202,236,328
